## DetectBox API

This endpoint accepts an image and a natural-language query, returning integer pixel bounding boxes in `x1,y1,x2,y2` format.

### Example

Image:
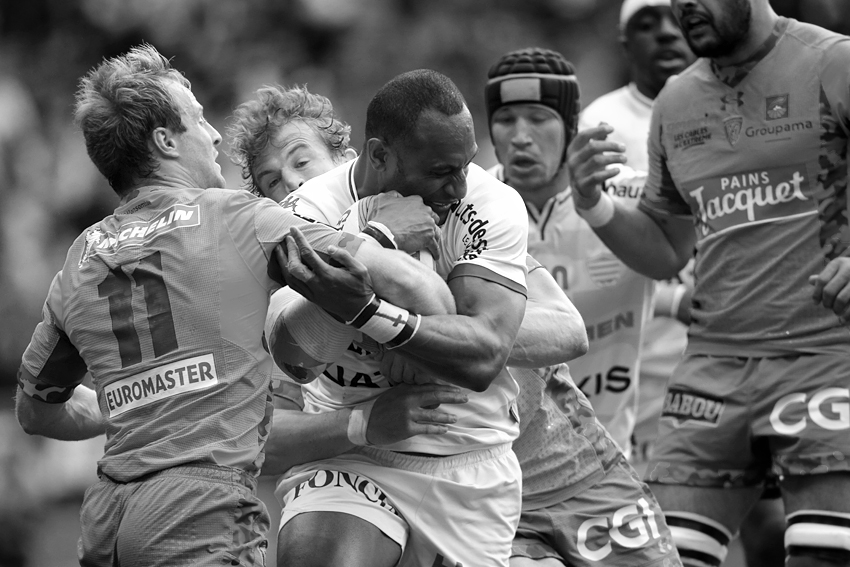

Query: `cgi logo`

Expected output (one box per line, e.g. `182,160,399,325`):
770,388,849,435
578,497,662,561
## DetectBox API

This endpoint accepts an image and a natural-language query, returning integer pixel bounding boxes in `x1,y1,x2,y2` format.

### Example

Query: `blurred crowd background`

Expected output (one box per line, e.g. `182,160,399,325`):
1,0,848,565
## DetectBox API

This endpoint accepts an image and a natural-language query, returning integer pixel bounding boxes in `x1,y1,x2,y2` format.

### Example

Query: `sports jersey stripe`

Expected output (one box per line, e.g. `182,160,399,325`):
448,263,528,297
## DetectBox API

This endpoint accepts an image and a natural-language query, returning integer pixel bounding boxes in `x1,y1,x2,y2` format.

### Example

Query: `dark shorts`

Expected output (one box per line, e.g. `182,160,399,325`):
645,353,850,488
512,457,681,567
79,463,269,567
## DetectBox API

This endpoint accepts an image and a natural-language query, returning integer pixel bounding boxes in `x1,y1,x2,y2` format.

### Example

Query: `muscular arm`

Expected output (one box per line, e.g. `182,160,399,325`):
509,266,588,368
262,383,467,476
568,125,695,280
393,275,526,392
16,372,105,440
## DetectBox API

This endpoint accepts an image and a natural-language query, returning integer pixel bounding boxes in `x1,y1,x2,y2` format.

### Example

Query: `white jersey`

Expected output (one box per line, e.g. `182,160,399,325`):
579,83,654,173
490,164,653,455
580,81,692,458
277,159,528,454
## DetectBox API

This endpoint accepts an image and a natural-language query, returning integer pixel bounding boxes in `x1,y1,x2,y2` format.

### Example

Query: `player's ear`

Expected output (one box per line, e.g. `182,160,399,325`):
151,126,179,159
342,147,358,162
365,138,390,172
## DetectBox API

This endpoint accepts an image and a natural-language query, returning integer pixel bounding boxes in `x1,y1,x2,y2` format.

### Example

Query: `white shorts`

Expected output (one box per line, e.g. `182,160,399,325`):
276,443,522,567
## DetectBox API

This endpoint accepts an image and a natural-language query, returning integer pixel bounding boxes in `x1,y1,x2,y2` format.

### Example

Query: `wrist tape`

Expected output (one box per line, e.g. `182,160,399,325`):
577,191,615,227
361,221,397,250
346,295,421,349
347,398,378,446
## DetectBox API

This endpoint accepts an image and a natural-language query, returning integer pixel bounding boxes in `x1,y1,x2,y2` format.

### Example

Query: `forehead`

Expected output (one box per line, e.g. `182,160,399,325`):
493,103,562,120
400,107,477,161
166,81,200,115
629,4,674,23
270,119,330,154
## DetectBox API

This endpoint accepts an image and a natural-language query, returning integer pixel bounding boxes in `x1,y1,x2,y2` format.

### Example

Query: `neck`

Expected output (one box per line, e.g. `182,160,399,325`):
632,76,662,101
351,155,381,198
507,165,569,210
714,6,779,67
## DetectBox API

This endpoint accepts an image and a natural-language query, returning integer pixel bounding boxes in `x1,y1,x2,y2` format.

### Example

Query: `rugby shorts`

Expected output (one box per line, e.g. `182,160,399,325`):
512,456,680,567
645,353,850,488
79,462,269,567
276,443,521,567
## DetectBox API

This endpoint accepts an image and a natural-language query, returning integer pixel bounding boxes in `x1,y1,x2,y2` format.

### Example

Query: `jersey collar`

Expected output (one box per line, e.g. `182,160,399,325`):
710,17,789,88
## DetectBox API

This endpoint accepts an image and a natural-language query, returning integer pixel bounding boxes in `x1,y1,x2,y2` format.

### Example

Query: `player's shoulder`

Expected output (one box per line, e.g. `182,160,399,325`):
781,17,850,53
654,59,711,112
465,163,525,210
581,86,630,119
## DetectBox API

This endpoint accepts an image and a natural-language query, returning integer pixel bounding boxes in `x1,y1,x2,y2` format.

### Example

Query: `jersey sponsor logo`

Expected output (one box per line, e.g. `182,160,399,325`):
577,497,664,561
576,365,632,398
448,202,489,260
605,171,645,202
104,353,218,417
770,387,849,435
322,363,383,389
745,120,813,140
670,120,711,151
723,115,743,147
81,204,200,263
661,388,724,427
766,94,789,120
686,165,813,239
585,310,636,341
586,253,625,288
720,91,744,112
289,469,400,516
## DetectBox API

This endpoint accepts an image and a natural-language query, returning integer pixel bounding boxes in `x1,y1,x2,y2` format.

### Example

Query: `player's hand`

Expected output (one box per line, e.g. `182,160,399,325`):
277,226,374,322
380,349,441,386
567,123,627,210
365,383,468,445
809,256,850,324
360,191,441,258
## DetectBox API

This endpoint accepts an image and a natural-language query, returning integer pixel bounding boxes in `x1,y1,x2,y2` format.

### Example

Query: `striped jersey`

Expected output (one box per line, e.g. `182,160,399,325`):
20,186,355,482
641,18,850,356
276,159,529,454
490,164,654,455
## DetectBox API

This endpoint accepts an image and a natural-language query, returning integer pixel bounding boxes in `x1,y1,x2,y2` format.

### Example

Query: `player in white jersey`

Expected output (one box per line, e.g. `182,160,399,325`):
485,47,682,567
582,2,785,565
261,70,528,567
568,1,850,566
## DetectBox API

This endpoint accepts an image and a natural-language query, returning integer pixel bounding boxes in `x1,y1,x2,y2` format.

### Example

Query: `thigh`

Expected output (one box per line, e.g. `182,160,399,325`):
648,483,764,534
117,473,270,567
646,354,770,489
533,457,682,567
278,511,401,567
782,471,850,515
78,479,122,567
752,354,850,477
511,535,568,567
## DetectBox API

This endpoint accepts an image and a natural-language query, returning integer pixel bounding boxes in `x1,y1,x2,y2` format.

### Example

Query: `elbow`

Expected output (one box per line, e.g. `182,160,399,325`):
465,345,512,393
573,333,590,359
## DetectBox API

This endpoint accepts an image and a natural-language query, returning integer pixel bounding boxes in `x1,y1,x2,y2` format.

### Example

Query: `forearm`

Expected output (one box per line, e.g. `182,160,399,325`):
262,407,354,476
16,385,105,440
590,201,688,280
509,304,588,368
355,244,456,315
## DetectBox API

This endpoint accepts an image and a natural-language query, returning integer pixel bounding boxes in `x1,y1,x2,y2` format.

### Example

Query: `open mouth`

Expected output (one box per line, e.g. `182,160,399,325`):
509,156,539,173
682,14,711,35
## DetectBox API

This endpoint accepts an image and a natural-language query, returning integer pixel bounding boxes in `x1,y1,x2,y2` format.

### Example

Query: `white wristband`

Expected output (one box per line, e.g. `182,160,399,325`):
577,191,615,227
347,398,377,446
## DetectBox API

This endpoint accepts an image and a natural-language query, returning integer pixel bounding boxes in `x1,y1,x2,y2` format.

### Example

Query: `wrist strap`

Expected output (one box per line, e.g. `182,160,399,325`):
347,399,377,446
347,296,420,348
576,191,615,227
361,222,397,250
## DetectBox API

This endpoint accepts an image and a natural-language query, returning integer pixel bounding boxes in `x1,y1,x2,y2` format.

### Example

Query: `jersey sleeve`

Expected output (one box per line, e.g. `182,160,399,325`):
821,36,850,136
19,272,88,403
447,179,529,297
638,99,693,218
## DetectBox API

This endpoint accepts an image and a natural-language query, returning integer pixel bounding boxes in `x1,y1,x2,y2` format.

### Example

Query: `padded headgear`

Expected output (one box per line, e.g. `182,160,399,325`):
485,47,581,137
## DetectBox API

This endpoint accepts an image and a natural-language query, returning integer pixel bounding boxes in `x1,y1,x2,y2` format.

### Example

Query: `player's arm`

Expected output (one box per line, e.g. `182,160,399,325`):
16,369,105,440
568,124,695,280
508,260,588,368
261,382,468,476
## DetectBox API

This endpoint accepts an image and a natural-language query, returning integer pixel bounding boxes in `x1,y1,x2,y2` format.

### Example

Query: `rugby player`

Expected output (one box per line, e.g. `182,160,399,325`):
14,44,454,566
568,1,850,565
256,70,532,567
485,46,682,567
580,2,785,564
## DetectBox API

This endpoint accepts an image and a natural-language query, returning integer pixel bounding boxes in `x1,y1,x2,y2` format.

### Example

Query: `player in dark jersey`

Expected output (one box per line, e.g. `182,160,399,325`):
14,44,453,567
568,1,850,566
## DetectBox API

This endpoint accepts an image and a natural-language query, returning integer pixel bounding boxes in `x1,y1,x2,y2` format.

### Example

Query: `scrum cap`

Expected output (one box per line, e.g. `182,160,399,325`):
485,47,580,136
